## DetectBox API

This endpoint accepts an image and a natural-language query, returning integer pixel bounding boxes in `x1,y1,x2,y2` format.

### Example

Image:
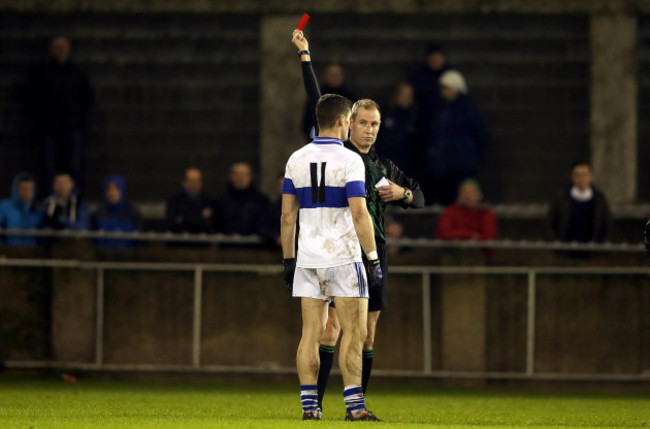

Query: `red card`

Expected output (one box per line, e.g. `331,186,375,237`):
296,13,310,31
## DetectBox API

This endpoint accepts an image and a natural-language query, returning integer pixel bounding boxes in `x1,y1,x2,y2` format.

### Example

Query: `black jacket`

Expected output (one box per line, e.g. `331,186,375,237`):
29,59,94,131
213,185,269,235
300,60,425,243
166,190,214,234
547,186,612,242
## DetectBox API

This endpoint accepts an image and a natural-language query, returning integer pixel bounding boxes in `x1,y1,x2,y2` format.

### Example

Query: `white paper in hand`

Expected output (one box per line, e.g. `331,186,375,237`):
374,177,390,189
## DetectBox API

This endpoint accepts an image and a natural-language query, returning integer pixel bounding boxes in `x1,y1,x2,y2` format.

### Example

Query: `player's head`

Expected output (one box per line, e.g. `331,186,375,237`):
316,94,352,141
53,172,75,199
457,179,482,208
350,99,381,152
182,167,203,196
571,161,593,191
49,35,71,64
229,162,253,191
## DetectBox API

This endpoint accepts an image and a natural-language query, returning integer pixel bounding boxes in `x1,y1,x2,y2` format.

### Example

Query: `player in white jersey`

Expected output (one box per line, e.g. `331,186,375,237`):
281,94,382,422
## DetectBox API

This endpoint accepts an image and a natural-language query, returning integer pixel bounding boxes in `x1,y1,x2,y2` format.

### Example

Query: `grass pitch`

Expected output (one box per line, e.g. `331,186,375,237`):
0,376,649,428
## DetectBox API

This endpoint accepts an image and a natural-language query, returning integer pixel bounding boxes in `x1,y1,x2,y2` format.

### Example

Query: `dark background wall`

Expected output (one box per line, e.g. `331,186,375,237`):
0,12,260,201
307,14,590,202
0,12,590,202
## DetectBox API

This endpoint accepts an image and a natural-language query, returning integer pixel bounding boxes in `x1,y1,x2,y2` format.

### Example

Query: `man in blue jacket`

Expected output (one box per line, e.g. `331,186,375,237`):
0,172,43,246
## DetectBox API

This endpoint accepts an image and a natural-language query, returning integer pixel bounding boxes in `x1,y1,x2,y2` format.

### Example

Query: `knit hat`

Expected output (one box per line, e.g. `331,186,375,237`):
439,70,468,94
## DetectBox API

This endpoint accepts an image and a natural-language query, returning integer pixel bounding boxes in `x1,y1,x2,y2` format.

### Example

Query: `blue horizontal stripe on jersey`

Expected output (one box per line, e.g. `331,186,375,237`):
296,186,349,209
282,178,296,195
345,180,366,198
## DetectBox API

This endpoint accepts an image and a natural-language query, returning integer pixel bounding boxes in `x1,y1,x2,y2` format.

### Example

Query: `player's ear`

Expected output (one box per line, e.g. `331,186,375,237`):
337,115,345,127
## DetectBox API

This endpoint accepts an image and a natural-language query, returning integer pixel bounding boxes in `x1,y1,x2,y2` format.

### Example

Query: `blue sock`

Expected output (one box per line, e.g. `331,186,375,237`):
343,385,365,413
300,385,319,413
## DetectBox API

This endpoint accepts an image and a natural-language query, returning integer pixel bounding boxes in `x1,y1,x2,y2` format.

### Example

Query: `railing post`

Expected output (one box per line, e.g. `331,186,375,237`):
192,267,203,368
422,271,432,374
526,270,537,376
95,268,105,366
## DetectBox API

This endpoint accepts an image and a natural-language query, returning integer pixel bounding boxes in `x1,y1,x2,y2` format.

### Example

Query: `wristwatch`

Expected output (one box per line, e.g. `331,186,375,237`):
403,189,412,200
297,50,310,57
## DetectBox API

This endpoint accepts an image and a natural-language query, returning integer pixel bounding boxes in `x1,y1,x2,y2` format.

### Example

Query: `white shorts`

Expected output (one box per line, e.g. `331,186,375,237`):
293,262,368,301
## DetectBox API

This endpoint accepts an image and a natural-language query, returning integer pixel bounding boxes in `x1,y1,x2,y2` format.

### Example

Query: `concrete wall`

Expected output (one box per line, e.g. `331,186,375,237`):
1,245,649,375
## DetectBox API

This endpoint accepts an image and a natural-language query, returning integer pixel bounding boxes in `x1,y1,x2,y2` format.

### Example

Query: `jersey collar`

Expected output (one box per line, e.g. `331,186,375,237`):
313,137,344,146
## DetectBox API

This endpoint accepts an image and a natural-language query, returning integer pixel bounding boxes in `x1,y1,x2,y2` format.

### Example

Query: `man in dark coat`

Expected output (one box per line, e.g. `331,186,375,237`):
28,36,94,188
166,168,214,234
375,82,416,172
547,162,612,243
429,70,487,205
303,63,357,140
408,43,450,186
213,162,268,236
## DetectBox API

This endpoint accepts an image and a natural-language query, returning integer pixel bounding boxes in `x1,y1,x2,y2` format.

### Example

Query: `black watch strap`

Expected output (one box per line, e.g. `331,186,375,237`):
297,50,310,57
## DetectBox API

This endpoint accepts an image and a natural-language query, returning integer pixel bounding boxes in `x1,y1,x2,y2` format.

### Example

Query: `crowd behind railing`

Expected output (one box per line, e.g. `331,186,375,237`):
0,36,635,253
0,161,636,253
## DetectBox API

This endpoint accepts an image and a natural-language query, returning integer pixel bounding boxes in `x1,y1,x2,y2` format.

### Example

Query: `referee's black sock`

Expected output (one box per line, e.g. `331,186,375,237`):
362,349,374,394
317,344,336,410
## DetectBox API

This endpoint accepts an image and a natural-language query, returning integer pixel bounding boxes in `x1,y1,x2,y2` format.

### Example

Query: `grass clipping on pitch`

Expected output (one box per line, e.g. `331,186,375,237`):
0,377,649,428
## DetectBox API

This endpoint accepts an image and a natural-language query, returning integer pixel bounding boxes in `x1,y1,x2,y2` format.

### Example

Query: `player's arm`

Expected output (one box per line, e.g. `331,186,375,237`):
376,159,425,208
281,193,299,259
292,30,321,135
348,197,377,256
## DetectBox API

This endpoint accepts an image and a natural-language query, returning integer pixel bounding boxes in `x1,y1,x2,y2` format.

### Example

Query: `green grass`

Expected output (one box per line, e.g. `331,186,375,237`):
0,376,649,428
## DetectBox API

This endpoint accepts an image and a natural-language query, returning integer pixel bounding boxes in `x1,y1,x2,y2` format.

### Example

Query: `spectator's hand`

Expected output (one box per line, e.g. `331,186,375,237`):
367,258,383,289
283,258,296,293
376,180,405,202
292,30,309,52
202,207,213,219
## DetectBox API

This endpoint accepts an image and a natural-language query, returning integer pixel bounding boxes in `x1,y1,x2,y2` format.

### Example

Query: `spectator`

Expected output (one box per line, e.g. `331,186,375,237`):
375,82,415,171
303,63,357,140
257,173,284,248
214,162,268,236
547,162,612,243
166,167,214,234
28,36,94,188
409,43,450,185
92,175,141,248
436,179,497,241
428,70,486,205
0,172,43,246
43,172,90,231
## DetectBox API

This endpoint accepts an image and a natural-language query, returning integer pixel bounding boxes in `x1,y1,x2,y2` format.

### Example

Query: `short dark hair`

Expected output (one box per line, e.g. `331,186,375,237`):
571,161,591,170
316,94,352,130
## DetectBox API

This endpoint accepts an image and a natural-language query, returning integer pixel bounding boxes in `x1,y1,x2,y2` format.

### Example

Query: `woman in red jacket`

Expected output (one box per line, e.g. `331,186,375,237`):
436,179,497,241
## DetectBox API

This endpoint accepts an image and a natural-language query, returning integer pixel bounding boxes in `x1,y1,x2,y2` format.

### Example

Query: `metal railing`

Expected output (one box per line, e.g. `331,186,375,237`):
1,228,645,252
2,257,649,381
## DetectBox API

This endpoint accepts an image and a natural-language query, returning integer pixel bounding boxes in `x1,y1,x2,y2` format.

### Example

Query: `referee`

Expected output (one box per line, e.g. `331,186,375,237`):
291,30,425,408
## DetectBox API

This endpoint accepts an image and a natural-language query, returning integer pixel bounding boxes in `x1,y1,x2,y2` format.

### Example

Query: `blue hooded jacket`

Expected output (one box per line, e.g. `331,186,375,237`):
0,173,43,246
93,175,141,248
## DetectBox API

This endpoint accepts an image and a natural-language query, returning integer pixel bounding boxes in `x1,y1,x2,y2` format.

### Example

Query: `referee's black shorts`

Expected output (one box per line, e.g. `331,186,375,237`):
329,241,388,312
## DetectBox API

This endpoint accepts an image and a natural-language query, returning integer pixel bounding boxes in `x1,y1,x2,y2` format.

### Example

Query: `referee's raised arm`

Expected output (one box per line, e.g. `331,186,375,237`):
292,30,321,136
